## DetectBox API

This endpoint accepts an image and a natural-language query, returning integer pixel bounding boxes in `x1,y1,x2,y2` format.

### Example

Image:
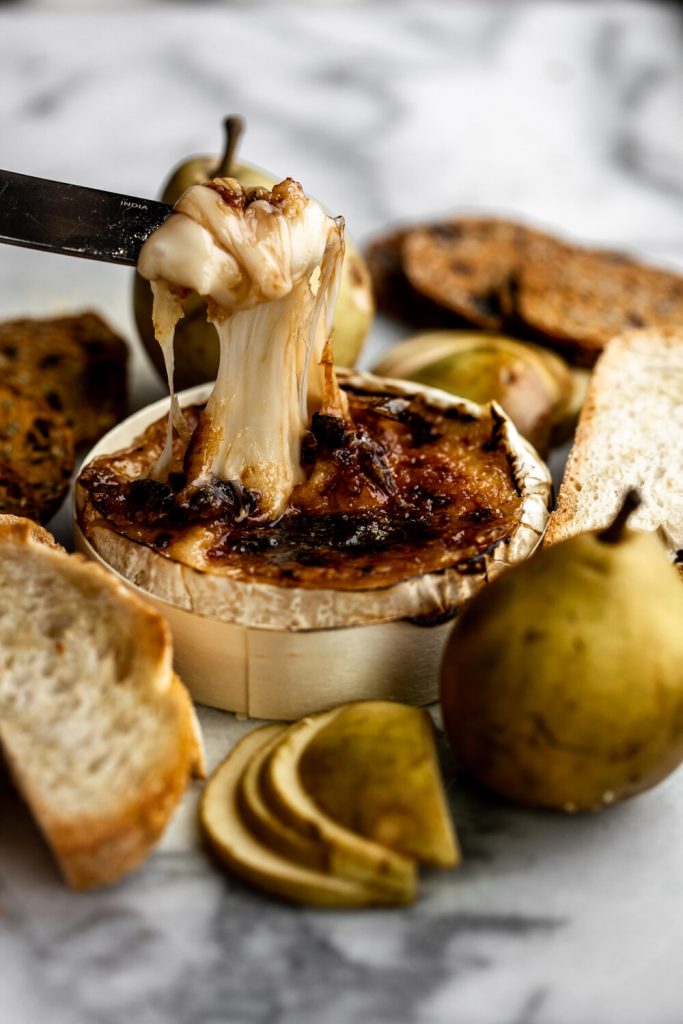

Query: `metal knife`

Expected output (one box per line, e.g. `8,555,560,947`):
0,169,172,266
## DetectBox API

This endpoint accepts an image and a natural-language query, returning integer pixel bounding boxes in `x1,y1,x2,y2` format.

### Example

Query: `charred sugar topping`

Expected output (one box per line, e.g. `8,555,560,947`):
78,387,524,590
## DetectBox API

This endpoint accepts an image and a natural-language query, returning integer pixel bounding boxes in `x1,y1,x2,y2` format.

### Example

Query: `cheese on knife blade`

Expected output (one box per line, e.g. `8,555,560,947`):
138,177,345,518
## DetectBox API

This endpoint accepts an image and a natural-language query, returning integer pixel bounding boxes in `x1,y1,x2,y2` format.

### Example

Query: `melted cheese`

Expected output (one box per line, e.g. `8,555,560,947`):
137,177,345,517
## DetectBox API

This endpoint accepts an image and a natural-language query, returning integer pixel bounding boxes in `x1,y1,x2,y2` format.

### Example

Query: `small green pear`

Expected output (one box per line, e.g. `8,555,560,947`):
441,491,683,812
133,116,374,386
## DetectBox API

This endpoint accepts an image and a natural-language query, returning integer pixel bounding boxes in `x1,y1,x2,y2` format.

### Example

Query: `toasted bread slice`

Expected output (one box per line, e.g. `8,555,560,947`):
370,217,683,366
516,235,683,366
0,522,203,889
365,227,466,328
0,382,74,522
0,311,128,447
545,328,683,557
401,219,528,331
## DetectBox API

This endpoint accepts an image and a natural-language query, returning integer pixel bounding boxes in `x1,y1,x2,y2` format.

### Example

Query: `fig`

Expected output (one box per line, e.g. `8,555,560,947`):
441,491,683,812
133,116,374,386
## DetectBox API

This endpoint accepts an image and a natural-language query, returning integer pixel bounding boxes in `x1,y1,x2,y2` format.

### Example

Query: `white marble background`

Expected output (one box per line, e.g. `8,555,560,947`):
2,3,683,1023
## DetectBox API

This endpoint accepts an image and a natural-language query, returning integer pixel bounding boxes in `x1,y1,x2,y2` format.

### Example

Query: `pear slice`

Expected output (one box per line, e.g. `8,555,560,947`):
299,702,460,868
372,330,575,454
261,708,416,900
236,725,327,871
200,724,409,907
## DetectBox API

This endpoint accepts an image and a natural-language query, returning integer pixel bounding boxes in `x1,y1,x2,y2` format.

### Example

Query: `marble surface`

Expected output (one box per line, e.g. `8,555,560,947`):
2,3,683,1022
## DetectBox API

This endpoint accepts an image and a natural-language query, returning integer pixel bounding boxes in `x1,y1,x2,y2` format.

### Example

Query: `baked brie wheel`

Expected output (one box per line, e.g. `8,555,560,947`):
75,177,551,718
76,372,550,718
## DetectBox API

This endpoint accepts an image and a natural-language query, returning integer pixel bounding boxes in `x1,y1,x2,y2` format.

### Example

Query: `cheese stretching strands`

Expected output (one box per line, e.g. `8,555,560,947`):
137,177,346,519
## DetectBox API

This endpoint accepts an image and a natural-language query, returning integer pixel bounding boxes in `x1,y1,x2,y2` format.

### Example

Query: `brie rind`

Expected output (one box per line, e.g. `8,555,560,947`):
78,372,551,631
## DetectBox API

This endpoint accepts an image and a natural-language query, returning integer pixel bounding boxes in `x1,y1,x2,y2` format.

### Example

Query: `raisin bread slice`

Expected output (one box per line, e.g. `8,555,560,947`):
0,382,74,522
0,311,128,447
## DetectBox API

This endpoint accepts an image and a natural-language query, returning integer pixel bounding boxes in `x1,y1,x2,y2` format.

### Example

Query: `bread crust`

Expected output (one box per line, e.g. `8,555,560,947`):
0,514,63,549
365,227,465,328
0,528,203,890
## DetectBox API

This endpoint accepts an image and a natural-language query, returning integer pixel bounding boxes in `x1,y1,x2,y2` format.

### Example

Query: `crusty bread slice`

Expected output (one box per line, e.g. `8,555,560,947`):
0,311,128,448
0,519,204,890
545,328,683,557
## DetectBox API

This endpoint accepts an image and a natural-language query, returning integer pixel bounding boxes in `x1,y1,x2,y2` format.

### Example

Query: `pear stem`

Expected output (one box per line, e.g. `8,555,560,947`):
599,488,642,544
214,115,245,178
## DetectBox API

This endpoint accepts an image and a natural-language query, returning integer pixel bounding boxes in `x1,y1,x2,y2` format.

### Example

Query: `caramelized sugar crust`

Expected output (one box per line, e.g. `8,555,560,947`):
78,387,523,590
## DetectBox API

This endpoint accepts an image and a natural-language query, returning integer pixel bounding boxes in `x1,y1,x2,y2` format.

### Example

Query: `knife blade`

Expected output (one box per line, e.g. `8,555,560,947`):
0,169,173,266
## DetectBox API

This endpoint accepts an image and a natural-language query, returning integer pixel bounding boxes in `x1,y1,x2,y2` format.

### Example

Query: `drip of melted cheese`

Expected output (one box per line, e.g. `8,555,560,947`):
137,177,345,518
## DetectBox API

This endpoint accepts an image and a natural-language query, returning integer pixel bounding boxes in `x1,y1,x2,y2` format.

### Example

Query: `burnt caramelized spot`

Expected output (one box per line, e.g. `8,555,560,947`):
180,478,259,521
482,405,523,498
206,178,248,209
310,412,350,450
127,478,176,522
370,394,442,446
78,389,524,590
482,405,507,452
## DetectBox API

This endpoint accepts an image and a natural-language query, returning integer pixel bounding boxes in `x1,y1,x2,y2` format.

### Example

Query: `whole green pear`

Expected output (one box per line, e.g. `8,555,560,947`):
133,116,374,387
441,492,683,811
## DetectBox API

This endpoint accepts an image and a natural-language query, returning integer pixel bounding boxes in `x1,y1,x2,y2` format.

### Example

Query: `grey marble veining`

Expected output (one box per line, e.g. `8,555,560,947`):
2,3,683,1022
5,726,683,1024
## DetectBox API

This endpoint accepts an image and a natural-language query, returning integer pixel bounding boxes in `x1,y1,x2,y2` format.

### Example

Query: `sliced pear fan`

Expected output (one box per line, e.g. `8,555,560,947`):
298,702,459,868
201,702,460,906
236,724,326,872
200,725,408,907
262,707,416,901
